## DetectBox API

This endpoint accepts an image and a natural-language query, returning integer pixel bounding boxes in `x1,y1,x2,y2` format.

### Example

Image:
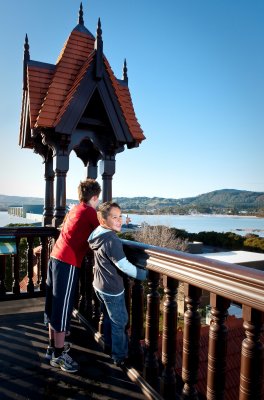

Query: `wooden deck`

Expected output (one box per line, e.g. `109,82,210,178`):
0,298,149,400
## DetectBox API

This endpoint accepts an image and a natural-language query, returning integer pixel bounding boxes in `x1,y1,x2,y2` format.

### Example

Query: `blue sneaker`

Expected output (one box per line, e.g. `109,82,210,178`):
45,342,71,360
50,351,79,373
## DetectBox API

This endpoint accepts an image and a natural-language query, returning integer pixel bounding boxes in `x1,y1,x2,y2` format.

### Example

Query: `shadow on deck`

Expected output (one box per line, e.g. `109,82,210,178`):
0,298,147,400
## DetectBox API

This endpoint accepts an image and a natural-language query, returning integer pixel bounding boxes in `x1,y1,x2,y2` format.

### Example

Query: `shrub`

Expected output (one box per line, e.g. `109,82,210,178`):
131,224,188,251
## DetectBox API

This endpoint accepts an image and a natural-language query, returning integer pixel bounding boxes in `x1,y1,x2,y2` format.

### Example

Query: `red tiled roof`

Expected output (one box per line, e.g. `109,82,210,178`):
36,29,95,128
104,58,145,142
22,22,145,144
27,63,55,128
54,50,95,126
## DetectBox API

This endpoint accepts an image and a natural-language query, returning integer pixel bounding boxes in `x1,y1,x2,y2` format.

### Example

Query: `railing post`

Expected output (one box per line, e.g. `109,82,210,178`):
26,237,35,294
144,270,160,390
160,276,179,399
40,236,49,292
12,237,21,294
0,256,7,296
124,275,132,331
239,306,264,400
78,254,94,321
181,284,202,400
207,294,231,400
130,279,145,370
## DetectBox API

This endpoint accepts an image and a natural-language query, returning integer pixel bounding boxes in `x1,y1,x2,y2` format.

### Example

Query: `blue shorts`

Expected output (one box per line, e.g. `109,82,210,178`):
44,257,79,332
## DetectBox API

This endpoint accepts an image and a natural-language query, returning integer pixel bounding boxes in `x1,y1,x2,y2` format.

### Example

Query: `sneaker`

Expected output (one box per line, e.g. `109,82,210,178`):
45,342,71,360
45,346,54,360
113,358,131,369
50,351,79,373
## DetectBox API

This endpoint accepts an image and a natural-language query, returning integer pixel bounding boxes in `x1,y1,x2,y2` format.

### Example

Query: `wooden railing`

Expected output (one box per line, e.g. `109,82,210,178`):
121,240,264,400
0,227,58,298
0,228,263,399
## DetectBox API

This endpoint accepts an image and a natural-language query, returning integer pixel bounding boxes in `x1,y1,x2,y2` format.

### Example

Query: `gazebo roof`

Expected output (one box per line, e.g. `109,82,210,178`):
19,4,145,150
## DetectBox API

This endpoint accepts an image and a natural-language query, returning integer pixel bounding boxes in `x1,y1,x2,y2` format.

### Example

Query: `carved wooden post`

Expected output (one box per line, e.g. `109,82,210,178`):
130,279,145,370
12,237,21,294
161,276,178,399
53,152,69,227
144,270,160,390
181,284,202,400
86,161,98,179
124,276,131,331
0,256,7,295
207,294,231,400
79,254,94,321
239,306,264,400
100,157,115,202
40,236,49,292
92,290,101,328
43,151,54,226
26,236,35,294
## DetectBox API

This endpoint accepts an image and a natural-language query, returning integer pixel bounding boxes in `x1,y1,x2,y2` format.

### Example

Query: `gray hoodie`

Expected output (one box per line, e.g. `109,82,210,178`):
88,226,147,295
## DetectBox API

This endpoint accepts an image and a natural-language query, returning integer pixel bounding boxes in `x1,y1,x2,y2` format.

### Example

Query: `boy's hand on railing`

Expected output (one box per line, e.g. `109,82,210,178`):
136,267,148,281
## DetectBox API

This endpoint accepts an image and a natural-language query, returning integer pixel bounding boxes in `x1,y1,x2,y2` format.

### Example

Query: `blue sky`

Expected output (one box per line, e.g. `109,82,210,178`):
0,0,263,200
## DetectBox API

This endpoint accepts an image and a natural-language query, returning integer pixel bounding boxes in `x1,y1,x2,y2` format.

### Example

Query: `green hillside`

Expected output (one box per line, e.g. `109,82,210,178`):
113,189,264,214
0,189,263,215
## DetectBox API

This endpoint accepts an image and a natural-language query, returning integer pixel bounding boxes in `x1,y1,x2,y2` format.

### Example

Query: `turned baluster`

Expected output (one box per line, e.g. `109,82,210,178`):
144,270,160,390
40,236,48,291
239,306,264,400
181,284,202,399
79,254,94,320
124,275,132,331
12,237,21,294
26,236,34,293
130,278,145,370
0,256,7,295
161,276,178,399
207,294,230,400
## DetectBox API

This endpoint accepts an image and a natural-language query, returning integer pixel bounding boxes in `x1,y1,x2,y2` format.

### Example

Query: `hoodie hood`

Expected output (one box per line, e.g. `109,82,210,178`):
88,225,113,251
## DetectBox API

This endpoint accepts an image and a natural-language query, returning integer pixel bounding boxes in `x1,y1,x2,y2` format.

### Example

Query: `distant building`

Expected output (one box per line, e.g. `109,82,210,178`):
8,205,44,218
8,205,43,224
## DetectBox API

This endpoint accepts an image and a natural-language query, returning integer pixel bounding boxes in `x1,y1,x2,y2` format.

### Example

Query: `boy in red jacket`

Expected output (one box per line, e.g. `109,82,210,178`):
45,178,101,372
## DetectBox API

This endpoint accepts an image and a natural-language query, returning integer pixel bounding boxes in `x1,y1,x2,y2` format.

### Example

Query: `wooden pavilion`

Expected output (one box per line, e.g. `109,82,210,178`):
19,3,145,227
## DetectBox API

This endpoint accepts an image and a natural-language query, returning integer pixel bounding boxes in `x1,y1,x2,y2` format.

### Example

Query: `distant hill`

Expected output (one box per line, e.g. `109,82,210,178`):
0,195,77,211
0,189,263,214
113,189,264,214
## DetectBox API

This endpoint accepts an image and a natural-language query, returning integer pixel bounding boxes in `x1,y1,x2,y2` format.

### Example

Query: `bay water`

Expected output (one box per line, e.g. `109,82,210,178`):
125,213,264,237
1,211,263,237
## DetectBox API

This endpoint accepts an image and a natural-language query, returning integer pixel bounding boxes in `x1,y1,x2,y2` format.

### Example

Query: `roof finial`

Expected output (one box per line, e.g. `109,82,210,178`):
122,58,128,84
24,34,30,61
78,2,84,25
95,18,103,79
23,34,30,91
96,18,102,42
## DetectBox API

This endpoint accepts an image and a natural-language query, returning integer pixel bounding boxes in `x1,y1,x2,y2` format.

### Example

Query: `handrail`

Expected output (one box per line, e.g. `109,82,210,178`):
122,239,264,312
0,226,57,237
0,229,263,399
0,226,58,298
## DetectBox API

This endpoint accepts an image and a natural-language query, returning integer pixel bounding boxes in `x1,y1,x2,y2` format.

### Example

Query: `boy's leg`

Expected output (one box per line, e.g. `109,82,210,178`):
99,292,128,363
54,330,66,349
47,260,79,372
44,260,55,359
95,291,112,352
